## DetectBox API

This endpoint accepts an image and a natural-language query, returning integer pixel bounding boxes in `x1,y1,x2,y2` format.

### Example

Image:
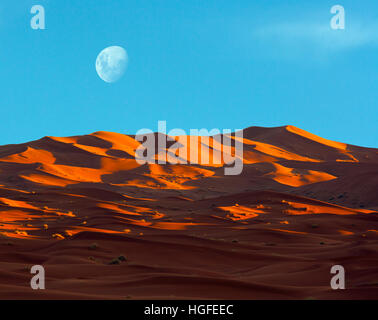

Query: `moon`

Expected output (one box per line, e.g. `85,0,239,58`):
95,46,128,83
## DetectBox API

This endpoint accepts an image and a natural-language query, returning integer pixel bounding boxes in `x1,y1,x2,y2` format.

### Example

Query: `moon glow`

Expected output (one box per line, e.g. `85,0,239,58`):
95,46,128,83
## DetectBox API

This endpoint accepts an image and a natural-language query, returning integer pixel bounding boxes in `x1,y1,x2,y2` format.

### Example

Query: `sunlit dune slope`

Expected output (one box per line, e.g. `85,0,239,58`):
0,125,376,207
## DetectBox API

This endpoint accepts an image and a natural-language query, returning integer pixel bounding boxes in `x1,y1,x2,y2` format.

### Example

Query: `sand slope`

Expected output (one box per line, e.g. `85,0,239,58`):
0,125,377,299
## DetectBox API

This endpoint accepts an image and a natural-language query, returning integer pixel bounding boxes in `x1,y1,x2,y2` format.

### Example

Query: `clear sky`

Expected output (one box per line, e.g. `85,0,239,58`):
1,0,377,147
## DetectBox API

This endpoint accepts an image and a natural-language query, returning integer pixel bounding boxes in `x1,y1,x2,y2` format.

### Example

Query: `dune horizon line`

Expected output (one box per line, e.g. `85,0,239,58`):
2,124,375,150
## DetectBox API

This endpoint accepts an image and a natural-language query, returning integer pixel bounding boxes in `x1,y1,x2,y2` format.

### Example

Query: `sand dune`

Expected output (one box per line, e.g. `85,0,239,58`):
0,125,377,299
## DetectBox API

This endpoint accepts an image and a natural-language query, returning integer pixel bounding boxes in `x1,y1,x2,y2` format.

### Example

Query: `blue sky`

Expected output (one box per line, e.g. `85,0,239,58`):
1,0,377,147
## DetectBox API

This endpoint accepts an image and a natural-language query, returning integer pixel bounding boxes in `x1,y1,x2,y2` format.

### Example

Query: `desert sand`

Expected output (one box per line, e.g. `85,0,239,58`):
0,125,377,299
